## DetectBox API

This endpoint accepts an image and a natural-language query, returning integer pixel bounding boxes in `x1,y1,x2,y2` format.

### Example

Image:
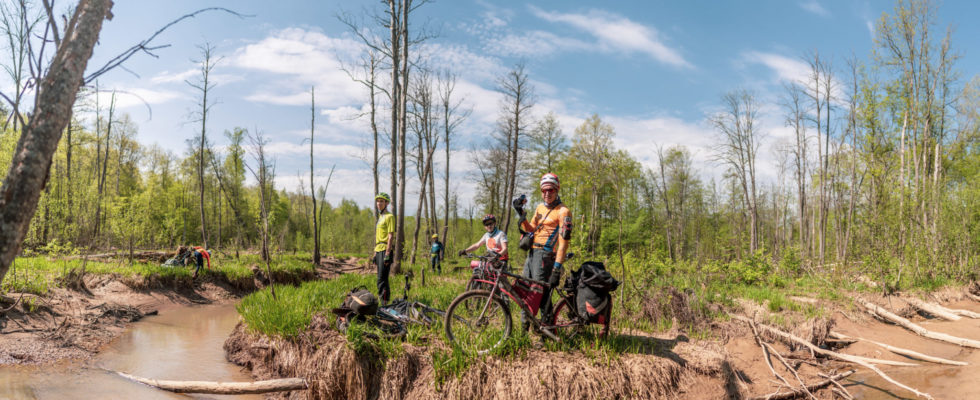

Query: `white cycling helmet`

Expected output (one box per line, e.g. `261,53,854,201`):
540,173,560,190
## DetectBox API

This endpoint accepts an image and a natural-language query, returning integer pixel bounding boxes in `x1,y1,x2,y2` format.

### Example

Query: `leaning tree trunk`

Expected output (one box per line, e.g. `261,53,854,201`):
0,0,114,284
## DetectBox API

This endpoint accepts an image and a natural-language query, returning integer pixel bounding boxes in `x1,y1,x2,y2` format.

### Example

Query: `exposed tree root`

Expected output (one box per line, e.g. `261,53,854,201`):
111,370,307,394
905,296,980,319
829,331,967,366
966,290,980,303
847,355,918,367
857,298,980,349
748,370,855,400
903,297,961,321
732,315,934,400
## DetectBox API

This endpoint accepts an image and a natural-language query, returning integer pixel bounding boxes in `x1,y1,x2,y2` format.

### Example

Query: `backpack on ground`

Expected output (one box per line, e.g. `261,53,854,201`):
337,286,379,316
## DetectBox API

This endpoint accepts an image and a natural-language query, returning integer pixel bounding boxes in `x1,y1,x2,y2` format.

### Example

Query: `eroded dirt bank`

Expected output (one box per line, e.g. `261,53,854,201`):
226,286,980,400
0,255,364,365
0,275,243,364
225,313,738,400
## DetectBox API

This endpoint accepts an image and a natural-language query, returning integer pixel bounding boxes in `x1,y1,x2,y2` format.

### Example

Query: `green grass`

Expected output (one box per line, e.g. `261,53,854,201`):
1,253,317,296
235,251,980,386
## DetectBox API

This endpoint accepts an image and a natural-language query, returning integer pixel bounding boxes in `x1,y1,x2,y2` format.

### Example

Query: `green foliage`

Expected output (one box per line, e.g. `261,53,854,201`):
722,249,772,285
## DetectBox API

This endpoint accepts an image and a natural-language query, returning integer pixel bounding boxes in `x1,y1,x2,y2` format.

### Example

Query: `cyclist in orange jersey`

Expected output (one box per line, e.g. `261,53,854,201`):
514,172,572,330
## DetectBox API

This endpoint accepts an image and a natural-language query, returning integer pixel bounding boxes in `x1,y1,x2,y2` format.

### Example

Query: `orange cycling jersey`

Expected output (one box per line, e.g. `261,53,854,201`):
193,246,211,270
519,202,572,263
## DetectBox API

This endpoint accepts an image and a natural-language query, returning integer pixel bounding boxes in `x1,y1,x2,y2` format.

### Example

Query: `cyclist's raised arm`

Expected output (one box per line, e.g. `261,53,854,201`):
554,206,573,264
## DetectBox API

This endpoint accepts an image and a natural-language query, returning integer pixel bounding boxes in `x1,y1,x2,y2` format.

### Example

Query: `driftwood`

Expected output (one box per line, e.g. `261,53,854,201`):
847,355,918,367
858,298,980,349
903,297,961,321
905,296,980,319
732,315,934,400
112,370,307,394
829,331,967,366
966,290,980,303
749,370,855,400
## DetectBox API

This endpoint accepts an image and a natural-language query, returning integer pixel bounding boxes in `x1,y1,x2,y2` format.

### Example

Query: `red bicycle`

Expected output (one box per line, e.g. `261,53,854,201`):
444,253,611,354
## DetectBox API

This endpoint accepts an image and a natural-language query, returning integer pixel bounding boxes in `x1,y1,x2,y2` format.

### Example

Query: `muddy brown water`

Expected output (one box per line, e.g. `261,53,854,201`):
843,298,980,400
0,304,260,399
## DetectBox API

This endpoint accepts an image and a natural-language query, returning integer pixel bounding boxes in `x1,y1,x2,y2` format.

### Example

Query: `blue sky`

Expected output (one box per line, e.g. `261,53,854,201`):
61,0,980,211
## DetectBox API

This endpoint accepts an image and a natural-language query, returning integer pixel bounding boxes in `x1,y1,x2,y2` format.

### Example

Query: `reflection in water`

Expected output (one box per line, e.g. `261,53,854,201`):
0,304,261,399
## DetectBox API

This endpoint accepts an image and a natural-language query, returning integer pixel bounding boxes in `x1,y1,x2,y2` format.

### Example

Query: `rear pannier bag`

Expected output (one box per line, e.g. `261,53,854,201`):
578,261,620,292
576,285,610,323
571,261,619,323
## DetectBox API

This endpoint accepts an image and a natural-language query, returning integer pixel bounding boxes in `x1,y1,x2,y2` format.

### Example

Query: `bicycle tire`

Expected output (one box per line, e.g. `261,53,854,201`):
551,297,611,340
445,290,511,354
550,297,584,340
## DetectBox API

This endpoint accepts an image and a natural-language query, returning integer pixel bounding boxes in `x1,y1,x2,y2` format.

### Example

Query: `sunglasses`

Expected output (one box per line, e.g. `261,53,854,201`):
483,221,495,226
541,188,556,194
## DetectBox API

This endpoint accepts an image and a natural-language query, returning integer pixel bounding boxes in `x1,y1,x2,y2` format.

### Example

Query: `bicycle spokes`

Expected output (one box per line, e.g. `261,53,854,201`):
445,291,512,355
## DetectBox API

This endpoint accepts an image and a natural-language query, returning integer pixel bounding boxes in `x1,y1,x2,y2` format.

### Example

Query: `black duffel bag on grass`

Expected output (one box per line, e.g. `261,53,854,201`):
576,284,611,323
334,286,379,316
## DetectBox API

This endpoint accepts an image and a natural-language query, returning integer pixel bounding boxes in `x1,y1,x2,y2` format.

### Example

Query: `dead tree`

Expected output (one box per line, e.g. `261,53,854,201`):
186,42,220,250
309,87,320,267
0,0,114,284
781,82,809,257
246,130,276,299
437,71,470,245
496,63,535,233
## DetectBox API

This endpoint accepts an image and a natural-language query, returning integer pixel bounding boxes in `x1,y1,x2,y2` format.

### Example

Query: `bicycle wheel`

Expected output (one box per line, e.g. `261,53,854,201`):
445,290,511,354
550,297,584,340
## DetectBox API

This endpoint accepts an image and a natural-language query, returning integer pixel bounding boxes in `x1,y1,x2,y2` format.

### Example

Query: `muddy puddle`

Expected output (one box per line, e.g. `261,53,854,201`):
845,299,980,399
0,304,260,399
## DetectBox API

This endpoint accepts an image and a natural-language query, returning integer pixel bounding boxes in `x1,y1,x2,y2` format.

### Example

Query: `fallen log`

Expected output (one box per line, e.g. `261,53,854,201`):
903,297,961,321
112,371,307,394
732,315,933,400
857,298,980,349
748,370,855,400
848,355,918,367
906,297,980,319
829,331,967,366
966,290,980,303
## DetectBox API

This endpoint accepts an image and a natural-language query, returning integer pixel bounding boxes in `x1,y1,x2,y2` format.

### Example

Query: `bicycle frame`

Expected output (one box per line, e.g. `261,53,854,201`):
471,264,582,340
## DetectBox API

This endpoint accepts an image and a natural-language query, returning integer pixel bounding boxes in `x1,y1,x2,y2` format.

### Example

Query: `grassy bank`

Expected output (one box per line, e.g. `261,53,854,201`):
1,252,331,296
233,251,979,388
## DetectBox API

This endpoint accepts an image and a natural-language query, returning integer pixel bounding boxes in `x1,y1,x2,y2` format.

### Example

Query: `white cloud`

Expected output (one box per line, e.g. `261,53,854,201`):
741,51,811,84
800,0,830,17
99,87,186,110
485,30,592,58
529,7,692,68
151,69,197,84
228,27,365,107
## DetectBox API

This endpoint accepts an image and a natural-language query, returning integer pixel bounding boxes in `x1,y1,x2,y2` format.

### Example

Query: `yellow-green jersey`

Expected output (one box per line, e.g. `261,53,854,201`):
374,212,396,252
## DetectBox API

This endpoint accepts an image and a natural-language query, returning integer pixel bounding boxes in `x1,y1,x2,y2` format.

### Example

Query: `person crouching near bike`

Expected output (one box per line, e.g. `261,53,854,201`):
458,214,508,266
514,173,572,330
374,193,396,305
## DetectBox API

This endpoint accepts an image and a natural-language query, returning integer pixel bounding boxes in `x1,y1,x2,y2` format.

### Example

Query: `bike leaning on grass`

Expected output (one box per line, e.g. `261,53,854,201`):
444,253,613,354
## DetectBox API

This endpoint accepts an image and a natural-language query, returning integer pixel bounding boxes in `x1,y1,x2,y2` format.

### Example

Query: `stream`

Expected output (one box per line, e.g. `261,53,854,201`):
0,303,260,399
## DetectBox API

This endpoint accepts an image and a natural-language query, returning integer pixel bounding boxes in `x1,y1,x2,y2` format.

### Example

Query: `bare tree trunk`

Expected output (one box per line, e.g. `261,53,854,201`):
0,0,113,284
310,87,320,267
189,43,219,250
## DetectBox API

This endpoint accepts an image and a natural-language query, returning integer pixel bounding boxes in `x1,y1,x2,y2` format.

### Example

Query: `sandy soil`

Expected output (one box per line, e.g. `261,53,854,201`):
0,274,242,365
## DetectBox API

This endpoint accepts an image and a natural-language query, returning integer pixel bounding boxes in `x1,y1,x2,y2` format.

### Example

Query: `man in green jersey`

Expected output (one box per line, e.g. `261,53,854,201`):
374,193,396,304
